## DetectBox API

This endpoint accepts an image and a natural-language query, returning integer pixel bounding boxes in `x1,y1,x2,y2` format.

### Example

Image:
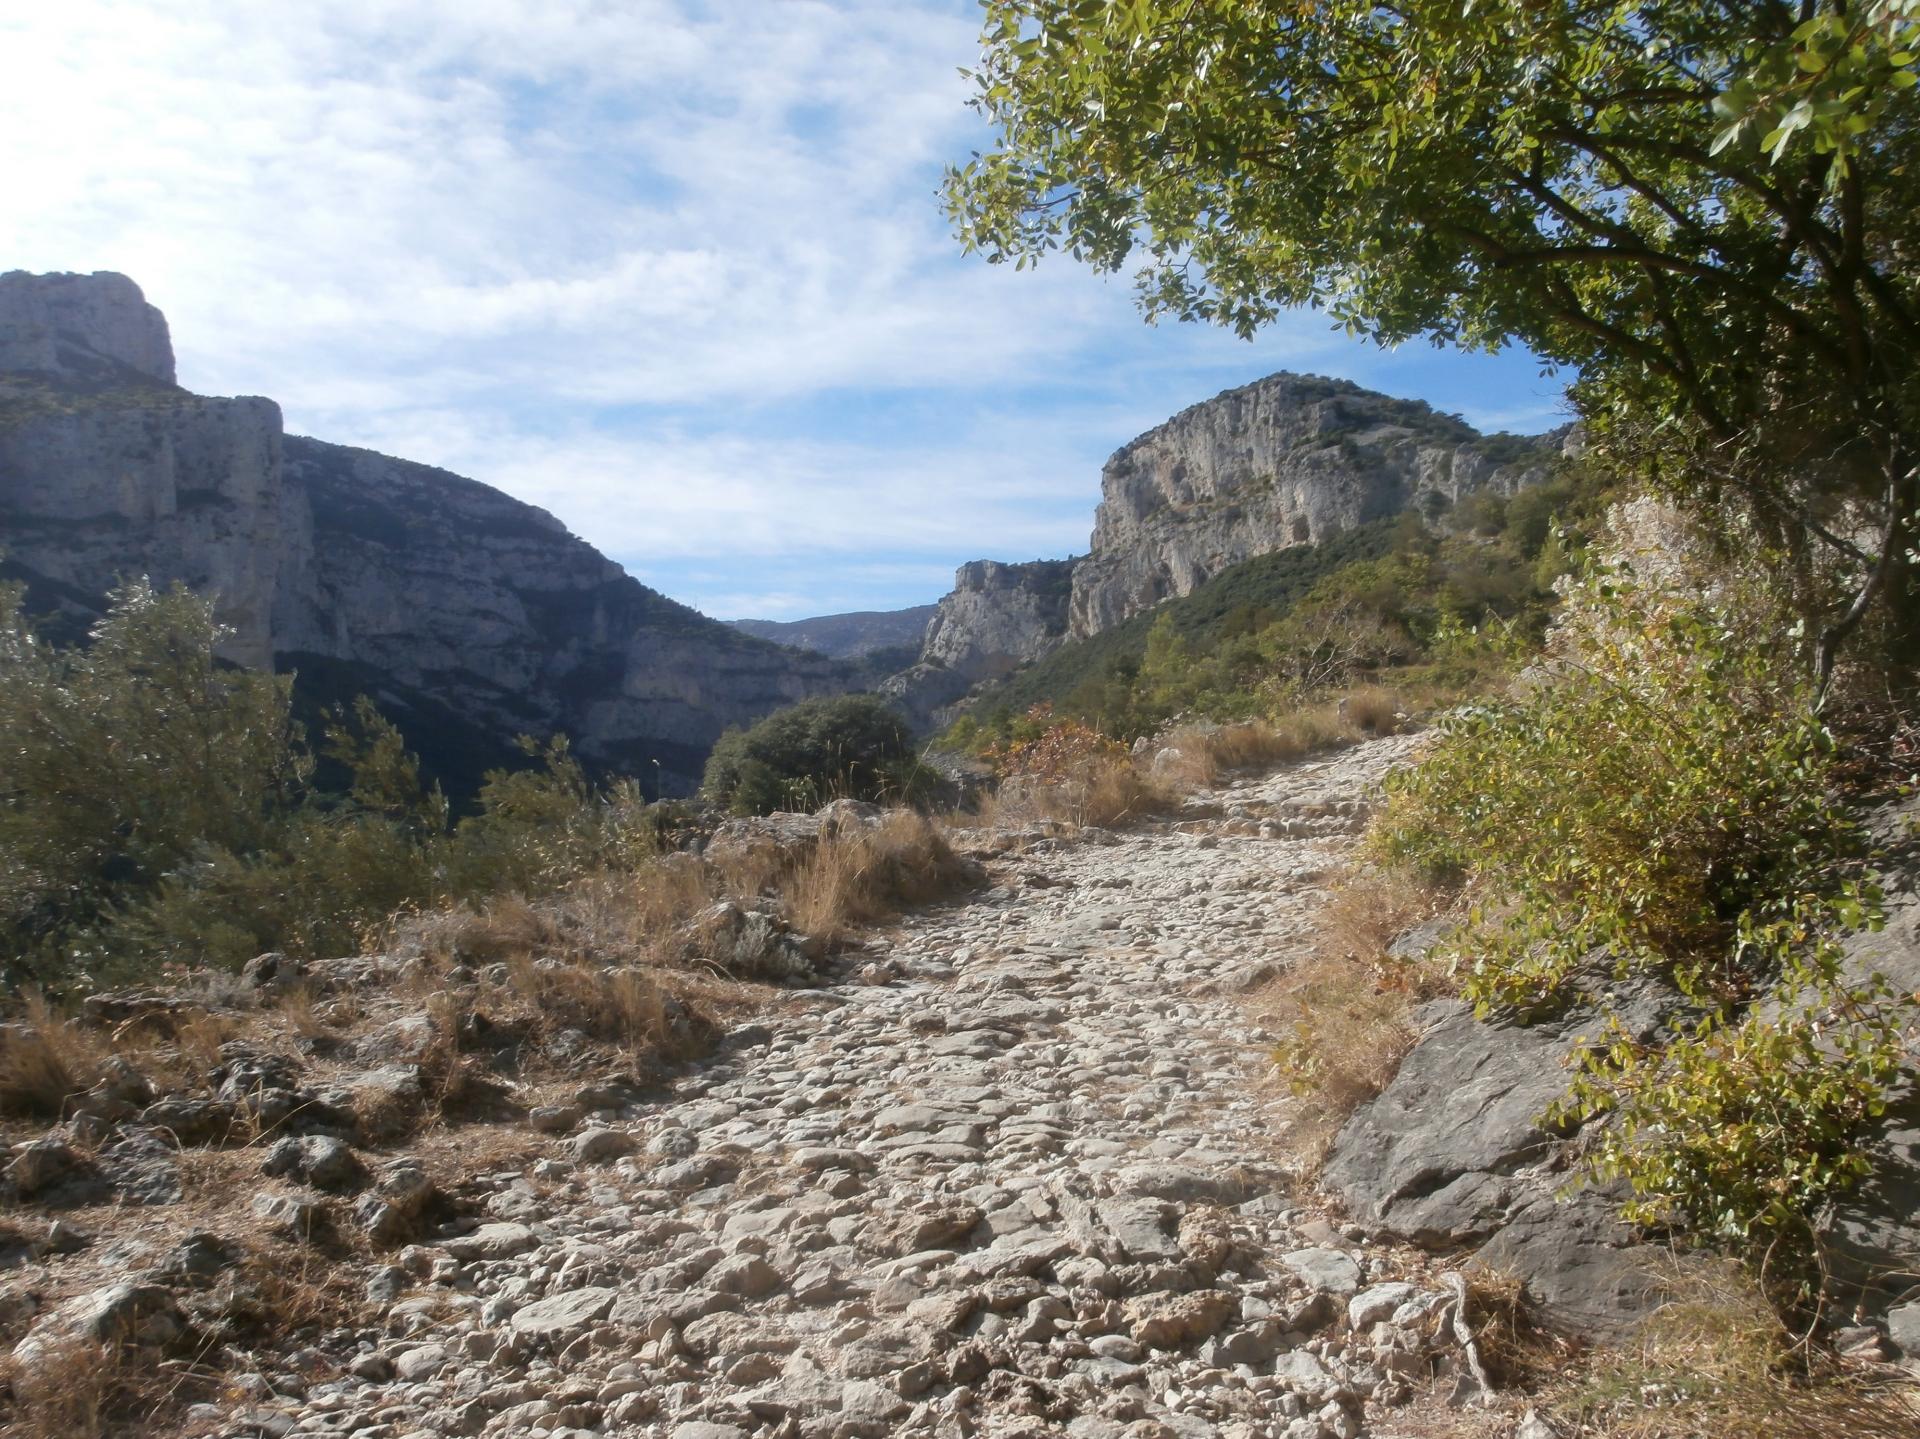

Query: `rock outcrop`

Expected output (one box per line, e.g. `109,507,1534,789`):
0,269,175,385
923,558,1078,682
1324,814,1920,1340
894,373,1562,716
1320,963,1690,1339
1068,374,1559,638
0,271,855,794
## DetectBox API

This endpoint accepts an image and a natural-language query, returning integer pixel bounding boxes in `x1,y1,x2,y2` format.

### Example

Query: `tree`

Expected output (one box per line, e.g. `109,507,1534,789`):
945,1,1920,685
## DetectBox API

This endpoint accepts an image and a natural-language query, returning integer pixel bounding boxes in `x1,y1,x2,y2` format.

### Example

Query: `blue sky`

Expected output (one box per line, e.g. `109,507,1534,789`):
1,0,1569,619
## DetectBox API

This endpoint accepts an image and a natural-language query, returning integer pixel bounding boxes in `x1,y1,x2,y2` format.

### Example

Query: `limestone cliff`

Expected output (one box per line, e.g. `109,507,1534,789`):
0,270,855,795
923,558,1077,681
0,269,176,386
897,373,1559,712
1068,373,1556,638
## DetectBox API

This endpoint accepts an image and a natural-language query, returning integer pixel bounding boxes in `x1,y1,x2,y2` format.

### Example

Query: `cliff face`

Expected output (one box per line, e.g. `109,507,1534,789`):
922,558,1078,682
0,271,854,795
898,373,1559,707
1068,373,1556,638
0,269,176,386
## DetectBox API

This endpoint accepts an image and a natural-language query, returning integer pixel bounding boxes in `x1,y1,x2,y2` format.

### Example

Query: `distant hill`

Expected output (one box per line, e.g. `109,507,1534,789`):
877,370,1565,728
731,604,938,659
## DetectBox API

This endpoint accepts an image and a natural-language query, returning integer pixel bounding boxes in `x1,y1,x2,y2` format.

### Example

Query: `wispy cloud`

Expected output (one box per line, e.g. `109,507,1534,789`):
1,0,1567,618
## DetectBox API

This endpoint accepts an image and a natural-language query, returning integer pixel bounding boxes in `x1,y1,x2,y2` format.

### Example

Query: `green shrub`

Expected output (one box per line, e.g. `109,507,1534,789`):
0,580,307,979
703,695,924,815
0,588,688,979
448,737,660,894
1373,538,1912,1255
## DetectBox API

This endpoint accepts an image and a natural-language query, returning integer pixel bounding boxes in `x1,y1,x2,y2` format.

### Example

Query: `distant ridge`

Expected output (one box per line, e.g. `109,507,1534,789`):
731,604,937,660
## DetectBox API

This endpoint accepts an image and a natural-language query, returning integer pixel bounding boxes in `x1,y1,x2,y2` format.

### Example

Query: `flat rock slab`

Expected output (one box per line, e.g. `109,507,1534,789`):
1281,1247,1363,1296
509,1286,617,1337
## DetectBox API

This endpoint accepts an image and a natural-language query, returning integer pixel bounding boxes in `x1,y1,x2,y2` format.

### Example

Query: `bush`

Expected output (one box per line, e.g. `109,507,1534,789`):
0,580,306,981
703,695,923,815
1372,521,1913,1255
972,705,1175,828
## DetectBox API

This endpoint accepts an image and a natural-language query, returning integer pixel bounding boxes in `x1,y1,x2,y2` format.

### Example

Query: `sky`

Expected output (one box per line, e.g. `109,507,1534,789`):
1,0,1570,620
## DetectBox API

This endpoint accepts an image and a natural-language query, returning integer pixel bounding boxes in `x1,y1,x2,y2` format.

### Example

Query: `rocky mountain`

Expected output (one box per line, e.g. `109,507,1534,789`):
730,604,937,660
0,270,856,796
889,372,1565,722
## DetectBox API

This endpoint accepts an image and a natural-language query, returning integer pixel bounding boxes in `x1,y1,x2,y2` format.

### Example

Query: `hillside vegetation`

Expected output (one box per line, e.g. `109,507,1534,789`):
947,473,1591,749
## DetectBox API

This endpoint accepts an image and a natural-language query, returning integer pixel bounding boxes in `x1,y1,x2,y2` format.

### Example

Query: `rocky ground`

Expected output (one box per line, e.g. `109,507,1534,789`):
6,733,1527,1439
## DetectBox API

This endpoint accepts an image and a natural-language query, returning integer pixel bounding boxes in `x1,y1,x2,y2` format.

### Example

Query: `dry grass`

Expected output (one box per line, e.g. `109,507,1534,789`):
1252,864,1454,1170
965,759,1179,832
1165,691,1407,789
499,954,702,1057
0,995,109,1119
0,1334,207,1439
1460,1267,1580,1389
1340,684,1404,736
1546,1261,1920,1438
220,1240,372,1343
785,811,980,938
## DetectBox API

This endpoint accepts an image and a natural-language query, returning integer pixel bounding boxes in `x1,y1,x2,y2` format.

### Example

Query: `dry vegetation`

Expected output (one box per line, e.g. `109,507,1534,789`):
1535,1262,1920,1438
1251,863,1456,1171
0,1337,180,1439
959,690,1404,836
783,811,980,937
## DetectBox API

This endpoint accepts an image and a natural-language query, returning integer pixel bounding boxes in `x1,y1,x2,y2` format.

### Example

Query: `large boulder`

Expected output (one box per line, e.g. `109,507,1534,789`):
1814,822,1920,1323
1321,963,1689,1337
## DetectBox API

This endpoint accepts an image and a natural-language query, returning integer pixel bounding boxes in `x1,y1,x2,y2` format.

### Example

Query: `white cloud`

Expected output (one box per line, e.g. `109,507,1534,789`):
0,0,1566,620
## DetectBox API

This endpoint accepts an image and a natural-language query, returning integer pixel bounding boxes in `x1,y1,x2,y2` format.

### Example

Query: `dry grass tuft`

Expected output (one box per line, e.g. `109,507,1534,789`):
1549,1261,1920,1438
1147,728,1220,790
952,757,1178,833
220,1240,372,1343
0,1334,204,1439
1077,761,1178,828
785,812,980,938
500,954,700,1057
1460,1266,1577,1389
1171,690,1406,788
0,995,108,1119
1252,865,1453,1170
1340,684,1404,736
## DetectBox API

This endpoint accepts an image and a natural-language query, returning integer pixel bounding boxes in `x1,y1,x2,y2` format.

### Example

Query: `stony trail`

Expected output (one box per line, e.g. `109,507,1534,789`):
216,732,1485,1439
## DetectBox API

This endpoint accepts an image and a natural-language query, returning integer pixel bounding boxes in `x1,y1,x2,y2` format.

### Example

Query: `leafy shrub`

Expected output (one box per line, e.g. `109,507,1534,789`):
446,737,659,894
1554,957,1908,1247
1372,524,1913,1253
0,580,306,980
703,695,923,815
1376,557,1862,1011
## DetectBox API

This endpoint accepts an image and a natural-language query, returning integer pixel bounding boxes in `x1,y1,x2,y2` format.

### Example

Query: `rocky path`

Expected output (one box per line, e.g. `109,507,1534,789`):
213,733,1485,1439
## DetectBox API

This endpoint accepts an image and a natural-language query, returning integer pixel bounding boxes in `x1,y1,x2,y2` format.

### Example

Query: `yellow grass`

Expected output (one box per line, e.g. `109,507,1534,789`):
1548,1261,1920,1438
1251,864,1453,1170
0,994,108,1119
